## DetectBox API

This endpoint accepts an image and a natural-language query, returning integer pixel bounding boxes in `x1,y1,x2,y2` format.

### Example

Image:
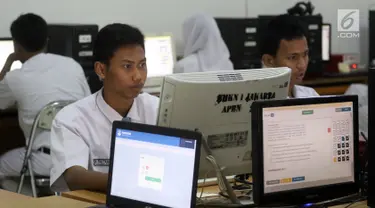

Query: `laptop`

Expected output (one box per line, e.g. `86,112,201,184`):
92,121,202,208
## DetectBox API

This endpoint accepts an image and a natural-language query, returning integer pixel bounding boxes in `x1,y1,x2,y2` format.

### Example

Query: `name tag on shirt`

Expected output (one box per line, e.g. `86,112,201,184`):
93,159,110,166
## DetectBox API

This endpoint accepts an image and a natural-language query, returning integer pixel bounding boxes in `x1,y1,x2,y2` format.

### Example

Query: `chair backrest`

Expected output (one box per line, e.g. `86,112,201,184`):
27,100,75,149
37,100,74,130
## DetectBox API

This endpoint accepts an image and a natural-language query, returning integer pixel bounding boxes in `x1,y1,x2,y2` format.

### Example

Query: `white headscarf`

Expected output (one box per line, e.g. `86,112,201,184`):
175,13,234,73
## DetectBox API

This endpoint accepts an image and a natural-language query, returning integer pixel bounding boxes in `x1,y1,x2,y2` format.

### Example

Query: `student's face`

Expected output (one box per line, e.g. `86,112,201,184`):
97,45,147,100
263,37,309,92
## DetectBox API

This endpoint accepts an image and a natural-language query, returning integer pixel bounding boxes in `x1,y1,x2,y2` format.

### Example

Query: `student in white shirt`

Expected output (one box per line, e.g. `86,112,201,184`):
259,14,319,98
50,24,160,193
175,13,234,73
0,13,91,187
345,84,368,137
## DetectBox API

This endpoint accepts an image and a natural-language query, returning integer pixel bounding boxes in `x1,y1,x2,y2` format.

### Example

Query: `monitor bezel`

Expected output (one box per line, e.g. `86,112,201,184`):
322,23,331,62
251,95,360,206
106,121,202,208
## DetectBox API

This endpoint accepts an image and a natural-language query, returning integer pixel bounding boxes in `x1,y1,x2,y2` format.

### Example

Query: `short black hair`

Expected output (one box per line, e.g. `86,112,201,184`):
10,13,47,52
259,14,308,57
93,23,145,65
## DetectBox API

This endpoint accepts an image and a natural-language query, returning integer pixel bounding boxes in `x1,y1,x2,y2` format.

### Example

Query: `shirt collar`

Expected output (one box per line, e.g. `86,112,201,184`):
96,88,141,123
21,53,45,70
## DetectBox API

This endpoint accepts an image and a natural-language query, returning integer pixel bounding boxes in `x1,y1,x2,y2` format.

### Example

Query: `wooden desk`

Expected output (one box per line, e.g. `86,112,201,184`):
302,75,368,95
0,190,94,207
61,189,368,208
0,108,25,156
29,196,95,207
62,190,106,204
0,189,31,202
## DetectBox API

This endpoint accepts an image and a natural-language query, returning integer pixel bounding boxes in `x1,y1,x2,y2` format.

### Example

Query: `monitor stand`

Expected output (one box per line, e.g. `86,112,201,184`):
199,132,241,205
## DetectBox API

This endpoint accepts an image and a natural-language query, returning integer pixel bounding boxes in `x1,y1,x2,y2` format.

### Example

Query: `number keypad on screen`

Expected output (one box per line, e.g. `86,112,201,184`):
332,120,350,163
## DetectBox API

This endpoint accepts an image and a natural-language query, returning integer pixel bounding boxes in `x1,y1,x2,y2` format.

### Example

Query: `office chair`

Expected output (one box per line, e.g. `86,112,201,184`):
16,100,75,197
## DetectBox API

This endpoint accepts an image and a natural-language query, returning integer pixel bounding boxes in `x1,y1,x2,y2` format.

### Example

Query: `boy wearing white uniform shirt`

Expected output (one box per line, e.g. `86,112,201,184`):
260,14,319,98
0,13,90,190
50,24,159,193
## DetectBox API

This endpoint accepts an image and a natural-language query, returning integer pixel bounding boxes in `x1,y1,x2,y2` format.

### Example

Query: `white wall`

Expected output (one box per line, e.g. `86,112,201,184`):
0,0,374,64
0,0,246,54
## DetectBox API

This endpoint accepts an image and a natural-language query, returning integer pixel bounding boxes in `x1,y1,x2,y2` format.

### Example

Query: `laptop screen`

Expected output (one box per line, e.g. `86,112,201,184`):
262,101,355,194
110,128,197,208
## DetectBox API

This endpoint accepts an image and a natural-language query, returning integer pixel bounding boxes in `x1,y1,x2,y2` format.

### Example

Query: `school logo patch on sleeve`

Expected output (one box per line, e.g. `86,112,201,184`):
93,159,110,166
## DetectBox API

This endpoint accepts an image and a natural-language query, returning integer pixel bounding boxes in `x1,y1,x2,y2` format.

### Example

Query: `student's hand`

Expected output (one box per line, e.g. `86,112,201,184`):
0,53,20,80
2,53,20,72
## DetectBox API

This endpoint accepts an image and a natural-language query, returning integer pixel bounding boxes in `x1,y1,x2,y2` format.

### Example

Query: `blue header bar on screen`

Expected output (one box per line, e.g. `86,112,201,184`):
115,129,195,149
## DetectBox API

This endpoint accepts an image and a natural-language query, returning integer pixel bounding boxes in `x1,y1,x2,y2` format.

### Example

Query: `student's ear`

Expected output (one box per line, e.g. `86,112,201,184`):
262,54,275,67
94,62,107,81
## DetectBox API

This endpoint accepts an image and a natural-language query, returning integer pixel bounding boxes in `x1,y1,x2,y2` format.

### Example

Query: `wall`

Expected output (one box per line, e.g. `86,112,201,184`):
0,0,374,64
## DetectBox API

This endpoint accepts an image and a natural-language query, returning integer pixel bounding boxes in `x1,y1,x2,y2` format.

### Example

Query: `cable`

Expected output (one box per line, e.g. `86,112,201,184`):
360,131,368,143
198,170,210,205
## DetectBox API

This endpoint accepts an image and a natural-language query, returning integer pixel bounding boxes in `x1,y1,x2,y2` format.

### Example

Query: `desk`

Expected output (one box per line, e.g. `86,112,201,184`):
0,190,95,207
302,75,368,95
61,189,368,208
0,108,25,156
62,190,106,204
29,196,95,207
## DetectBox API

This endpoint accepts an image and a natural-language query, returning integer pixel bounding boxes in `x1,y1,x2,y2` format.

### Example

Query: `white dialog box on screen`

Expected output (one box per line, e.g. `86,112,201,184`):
138,154,165,191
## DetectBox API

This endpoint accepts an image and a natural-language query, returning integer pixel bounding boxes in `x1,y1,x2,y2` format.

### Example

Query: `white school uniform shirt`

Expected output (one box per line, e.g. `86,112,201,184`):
345,84,368,137
50,89,160,192
175,13,234,73
0,53,91,150
292,85,320,98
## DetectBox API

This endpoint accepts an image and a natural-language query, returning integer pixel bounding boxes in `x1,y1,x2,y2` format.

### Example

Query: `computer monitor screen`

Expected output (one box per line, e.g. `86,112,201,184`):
322,24,331,61
263,102,354,193
110,128,197,208
251,96,359,205
0,39,22,71
157,67,291,179
145,35,174,78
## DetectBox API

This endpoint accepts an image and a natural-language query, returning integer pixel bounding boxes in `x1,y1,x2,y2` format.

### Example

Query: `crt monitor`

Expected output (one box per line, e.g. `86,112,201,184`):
322,23,331,62
251,95,360,205
0,38,22,71
157,67,291,178
143,35,175,93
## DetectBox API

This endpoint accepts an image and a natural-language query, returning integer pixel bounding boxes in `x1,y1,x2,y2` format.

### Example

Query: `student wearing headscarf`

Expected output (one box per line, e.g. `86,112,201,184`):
175,13,234,73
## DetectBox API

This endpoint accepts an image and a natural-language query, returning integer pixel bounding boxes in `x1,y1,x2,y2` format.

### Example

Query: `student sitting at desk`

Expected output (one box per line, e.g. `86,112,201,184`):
174,13,234,73
259,14,319,98
0,13,90,191
50,24,159,192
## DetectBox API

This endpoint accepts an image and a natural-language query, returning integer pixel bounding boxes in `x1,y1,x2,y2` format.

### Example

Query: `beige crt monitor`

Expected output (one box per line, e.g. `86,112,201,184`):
143,35,175,94
157,68,291,178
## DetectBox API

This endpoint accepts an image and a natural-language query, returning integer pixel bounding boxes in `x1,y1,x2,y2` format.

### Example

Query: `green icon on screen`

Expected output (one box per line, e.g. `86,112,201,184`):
145,176,162,183
302,110,314,115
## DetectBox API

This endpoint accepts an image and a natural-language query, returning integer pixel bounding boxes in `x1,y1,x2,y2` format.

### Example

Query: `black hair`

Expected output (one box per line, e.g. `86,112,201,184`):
259,14,308,57
10,13,47,52
93,23,145,65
